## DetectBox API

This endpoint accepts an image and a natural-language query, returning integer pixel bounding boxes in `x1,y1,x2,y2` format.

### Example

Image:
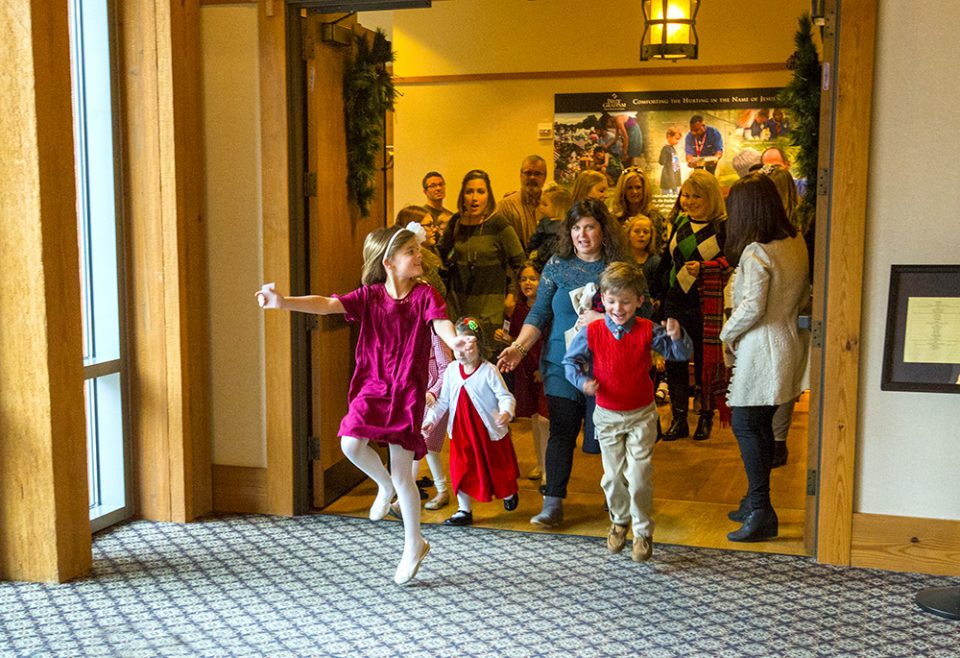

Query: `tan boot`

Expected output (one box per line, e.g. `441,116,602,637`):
632,535,653,562
606,523,629,553
424,489,449,510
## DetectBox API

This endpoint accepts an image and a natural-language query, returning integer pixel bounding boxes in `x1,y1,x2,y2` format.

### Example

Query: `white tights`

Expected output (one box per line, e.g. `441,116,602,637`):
340,436,425,566
411,451,447,493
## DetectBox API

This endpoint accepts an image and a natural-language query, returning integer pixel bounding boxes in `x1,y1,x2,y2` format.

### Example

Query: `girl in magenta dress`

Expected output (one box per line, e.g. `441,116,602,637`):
255,224,473,586
422,318,520,526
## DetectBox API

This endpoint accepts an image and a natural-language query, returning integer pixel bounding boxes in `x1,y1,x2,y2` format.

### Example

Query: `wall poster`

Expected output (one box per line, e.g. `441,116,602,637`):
553,87,796,213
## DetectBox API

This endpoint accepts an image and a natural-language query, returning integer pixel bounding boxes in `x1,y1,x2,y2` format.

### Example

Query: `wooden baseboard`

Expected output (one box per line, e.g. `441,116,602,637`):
212,465,268,515
850,513,960,577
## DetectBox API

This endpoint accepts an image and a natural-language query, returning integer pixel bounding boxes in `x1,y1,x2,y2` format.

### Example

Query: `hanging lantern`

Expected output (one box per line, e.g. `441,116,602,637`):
640,0,700,61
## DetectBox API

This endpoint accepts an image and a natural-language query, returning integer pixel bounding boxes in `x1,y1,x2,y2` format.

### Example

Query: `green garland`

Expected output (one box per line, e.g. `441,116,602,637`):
344,29,397,217
779,14,821,231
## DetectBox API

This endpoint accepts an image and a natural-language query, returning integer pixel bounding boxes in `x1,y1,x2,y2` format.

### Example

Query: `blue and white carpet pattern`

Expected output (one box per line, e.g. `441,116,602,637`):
0,514,956,657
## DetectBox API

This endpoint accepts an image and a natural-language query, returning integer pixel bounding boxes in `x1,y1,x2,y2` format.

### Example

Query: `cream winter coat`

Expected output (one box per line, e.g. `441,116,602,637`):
720,234,809,407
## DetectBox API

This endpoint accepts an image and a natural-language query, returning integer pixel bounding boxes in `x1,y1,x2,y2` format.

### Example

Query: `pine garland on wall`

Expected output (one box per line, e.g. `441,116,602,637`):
780,14,821,231
344,29,396,218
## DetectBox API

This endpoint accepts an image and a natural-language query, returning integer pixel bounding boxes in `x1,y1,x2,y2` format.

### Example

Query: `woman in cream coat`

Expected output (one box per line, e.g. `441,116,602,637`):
720,173,809,543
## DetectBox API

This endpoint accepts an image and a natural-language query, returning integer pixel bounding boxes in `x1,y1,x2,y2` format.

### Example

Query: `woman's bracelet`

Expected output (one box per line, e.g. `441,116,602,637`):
512,341,527,357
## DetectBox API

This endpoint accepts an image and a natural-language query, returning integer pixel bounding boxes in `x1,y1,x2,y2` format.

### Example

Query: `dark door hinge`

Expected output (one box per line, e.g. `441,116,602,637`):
309,436,321,461
807,469,818,496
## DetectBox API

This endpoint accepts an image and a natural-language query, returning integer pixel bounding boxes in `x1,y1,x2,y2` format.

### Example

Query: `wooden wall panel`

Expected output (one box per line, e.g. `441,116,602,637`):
0,3,91,582
118,0,211,522
851,514,960,577
213,466,269,514
814,0,878,566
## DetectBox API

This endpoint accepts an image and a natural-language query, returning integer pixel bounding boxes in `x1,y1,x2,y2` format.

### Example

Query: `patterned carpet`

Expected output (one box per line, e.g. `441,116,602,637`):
0,514,956,657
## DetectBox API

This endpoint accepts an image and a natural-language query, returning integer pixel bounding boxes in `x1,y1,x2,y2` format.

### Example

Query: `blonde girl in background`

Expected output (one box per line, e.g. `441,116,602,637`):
571,170,608,203
256,225,473,585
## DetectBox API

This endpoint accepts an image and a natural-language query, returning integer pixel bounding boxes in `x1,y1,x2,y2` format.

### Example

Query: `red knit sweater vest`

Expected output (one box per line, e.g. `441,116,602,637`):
587,318,654,411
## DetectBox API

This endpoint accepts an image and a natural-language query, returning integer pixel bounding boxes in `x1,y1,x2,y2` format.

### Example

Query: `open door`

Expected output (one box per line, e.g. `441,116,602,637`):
300,11,392,508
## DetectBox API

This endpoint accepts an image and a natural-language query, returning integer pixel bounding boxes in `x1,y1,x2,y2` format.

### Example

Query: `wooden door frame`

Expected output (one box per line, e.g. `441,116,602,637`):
256,0,880,570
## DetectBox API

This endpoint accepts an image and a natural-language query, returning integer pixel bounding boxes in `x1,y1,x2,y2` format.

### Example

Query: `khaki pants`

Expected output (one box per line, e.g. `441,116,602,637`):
593,403,658,537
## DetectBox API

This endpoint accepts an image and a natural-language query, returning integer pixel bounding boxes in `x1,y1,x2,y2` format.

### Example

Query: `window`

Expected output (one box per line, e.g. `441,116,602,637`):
69,0,131,531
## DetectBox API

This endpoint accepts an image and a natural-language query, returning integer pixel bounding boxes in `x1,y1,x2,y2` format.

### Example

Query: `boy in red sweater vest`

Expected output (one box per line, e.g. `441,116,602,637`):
563,262,692,561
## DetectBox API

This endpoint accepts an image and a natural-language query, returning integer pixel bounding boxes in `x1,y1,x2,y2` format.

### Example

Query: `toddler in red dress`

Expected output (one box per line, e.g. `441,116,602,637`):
422,317,520,526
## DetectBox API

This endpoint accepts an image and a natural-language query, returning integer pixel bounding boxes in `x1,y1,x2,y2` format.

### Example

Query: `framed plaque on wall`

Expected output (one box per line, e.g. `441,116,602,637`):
881,265,960,393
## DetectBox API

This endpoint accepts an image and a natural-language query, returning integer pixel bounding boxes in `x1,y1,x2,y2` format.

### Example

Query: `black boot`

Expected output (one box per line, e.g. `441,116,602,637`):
663,414,688,441
693,412,714,441
727,496,750,522
727,507,778,542
772,441,788,468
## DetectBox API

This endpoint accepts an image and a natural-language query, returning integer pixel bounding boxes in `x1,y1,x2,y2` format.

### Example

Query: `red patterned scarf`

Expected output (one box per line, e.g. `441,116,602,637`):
698,259,732,425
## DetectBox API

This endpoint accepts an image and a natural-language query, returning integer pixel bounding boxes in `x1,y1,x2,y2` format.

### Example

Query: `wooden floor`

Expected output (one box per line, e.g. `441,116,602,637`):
322,395,810,557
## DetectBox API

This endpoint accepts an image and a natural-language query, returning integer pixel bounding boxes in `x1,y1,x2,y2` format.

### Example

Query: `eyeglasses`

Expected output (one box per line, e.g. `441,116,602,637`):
425,182,445,190
521,170,546,178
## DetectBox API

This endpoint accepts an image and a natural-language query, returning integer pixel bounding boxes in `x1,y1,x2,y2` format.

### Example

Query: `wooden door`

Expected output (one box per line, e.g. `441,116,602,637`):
302,12,391,508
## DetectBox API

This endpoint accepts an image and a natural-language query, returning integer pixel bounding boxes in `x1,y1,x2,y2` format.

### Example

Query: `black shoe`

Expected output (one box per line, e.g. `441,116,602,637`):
693,413,713,441
772,441,788,468
416,476,434,488
727,507,778,542
663,416,688,441
727,496,750,522
503,493,519,511
417,485,429,500
443,510,473,526
538,483,547,495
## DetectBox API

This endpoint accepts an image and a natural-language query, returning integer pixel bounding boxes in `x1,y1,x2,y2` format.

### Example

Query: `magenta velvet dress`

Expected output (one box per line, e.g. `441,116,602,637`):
334,282,448,459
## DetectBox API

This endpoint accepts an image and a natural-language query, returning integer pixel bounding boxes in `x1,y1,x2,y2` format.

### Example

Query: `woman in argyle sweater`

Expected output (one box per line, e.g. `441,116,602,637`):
650,170,731,441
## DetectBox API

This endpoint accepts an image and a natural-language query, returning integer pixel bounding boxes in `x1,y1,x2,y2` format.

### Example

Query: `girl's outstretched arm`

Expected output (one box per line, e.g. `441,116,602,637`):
432,318,474,353
256,284,345,315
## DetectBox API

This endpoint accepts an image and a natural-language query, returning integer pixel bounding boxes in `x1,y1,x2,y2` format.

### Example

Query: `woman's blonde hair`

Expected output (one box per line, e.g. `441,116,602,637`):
681,170,726,221
360,225,416,285
570,170,607,202
622,214,658,257
611,168,651,218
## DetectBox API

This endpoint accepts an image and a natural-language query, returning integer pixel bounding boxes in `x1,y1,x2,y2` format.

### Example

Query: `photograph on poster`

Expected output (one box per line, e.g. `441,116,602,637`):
553,87,797,214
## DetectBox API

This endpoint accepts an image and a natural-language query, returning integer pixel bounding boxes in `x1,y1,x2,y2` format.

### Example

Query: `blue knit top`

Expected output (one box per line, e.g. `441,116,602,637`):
524,254,608,400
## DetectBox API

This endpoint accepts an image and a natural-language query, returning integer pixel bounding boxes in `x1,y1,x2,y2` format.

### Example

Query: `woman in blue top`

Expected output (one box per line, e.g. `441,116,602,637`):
498,199,626,528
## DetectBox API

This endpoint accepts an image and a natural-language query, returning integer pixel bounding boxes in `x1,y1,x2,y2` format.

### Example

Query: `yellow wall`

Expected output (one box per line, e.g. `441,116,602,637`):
201,5,265,468
372,0,807,208
856,2,960,520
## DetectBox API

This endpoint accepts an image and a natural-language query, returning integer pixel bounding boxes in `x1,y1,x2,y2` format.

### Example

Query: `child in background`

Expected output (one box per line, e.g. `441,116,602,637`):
394,208,453,510
495,261,549,484
562,262,692,562
422,318,519,526
659,128,682,196
256,225,473,585
528,187,573,269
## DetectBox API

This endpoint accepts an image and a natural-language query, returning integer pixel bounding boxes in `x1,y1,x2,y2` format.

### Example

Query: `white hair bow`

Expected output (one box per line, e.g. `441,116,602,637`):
384,221,427,262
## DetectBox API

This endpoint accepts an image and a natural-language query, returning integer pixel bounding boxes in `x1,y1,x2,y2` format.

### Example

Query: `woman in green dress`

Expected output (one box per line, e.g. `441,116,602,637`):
439,169,525,356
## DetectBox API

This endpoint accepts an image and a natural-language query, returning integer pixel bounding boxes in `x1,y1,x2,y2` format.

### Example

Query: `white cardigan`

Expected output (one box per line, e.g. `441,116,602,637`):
720,235,809,407
423,361,516,441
